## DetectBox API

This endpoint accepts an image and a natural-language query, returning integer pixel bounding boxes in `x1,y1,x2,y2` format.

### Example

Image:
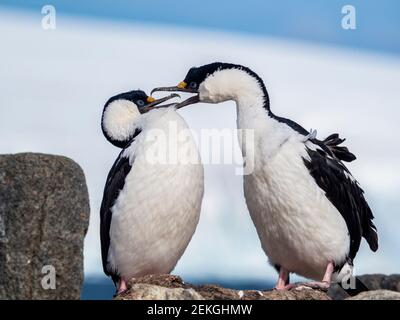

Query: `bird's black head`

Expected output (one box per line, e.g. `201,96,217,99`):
181,62,228,92
102,90,179,148
104,90,179,114
106,90,148,109
151,62,269,109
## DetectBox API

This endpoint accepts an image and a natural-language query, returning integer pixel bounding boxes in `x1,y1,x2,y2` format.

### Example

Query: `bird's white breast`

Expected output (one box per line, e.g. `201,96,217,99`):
108,108,204,280
237,105,350,280
245,134,350,280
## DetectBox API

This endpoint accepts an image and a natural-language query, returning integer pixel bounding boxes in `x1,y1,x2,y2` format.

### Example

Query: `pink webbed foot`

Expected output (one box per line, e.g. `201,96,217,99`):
275,261,335,292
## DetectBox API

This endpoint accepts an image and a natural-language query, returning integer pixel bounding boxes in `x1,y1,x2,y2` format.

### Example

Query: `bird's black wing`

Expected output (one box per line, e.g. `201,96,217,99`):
100,150,132,278
312,133,357,163
303,135,378,262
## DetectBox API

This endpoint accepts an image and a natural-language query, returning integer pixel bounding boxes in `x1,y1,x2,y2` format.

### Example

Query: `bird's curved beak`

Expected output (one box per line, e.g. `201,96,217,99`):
151,82,200,109
141,93,180,113
151,81,197,94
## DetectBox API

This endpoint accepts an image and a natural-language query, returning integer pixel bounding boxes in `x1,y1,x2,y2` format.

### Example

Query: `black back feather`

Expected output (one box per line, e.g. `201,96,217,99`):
319,134,357,162
303,137,378,262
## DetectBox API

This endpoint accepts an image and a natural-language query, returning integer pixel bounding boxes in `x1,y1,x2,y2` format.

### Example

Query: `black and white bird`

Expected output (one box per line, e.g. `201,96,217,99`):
152,62,378,292
100,90,204,293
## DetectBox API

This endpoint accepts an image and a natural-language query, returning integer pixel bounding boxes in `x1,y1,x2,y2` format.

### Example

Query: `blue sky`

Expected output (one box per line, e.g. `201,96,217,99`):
1,0,400,55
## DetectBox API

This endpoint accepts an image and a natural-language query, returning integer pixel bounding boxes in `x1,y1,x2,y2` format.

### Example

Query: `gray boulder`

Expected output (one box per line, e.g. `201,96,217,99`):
358,274,400,292
0,153,90,299
328,274,400,300
346,290,400,300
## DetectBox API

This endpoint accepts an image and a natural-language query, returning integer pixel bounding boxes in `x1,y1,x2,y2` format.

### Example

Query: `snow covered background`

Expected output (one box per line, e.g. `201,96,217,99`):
0,2,399,298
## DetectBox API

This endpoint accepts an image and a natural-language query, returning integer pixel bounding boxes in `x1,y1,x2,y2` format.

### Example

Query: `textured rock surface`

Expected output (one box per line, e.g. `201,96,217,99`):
115,274,331,300
117,284,205,300
358,274,400,292
116,274,400,300
328,274,400,300
0,153,90,299
346,290,400,300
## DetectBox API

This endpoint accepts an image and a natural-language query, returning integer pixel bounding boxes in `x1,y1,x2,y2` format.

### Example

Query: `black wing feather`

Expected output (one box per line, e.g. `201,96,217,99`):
303,136,378,262
312,134,357,163
100,150,132,278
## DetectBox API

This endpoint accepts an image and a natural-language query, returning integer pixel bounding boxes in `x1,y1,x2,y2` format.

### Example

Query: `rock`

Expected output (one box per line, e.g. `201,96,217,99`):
116,284,205,300
328,274,400,300
116,274,400,300
115,274,331,300
346,290,400,300
357,274,400,292
0,153,90,299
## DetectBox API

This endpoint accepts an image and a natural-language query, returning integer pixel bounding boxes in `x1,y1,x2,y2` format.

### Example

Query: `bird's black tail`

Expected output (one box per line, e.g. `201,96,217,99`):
340,276,370,297
322,133,357,162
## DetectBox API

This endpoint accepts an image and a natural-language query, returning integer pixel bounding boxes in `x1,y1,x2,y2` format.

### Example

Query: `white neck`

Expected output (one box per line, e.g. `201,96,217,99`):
228,76,293,161
200,68,297,159
200,68,274,130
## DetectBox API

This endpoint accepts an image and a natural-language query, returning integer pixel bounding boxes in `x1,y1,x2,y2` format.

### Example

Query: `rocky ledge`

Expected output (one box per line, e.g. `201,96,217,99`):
115,274,400,300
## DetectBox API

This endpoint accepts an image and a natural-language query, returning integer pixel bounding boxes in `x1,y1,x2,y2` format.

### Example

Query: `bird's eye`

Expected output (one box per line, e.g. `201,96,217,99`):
189,82,197,89
136,100,145,107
